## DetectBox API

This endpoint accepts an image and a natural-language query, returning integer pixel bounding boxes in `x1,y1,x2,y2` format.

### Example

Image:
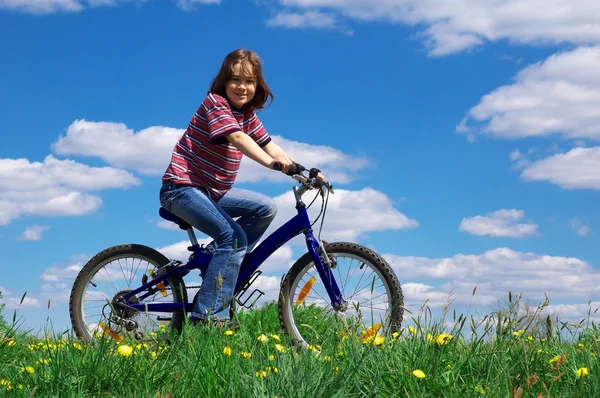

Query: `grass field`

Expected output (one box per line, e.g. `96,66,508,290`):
0,293,598,397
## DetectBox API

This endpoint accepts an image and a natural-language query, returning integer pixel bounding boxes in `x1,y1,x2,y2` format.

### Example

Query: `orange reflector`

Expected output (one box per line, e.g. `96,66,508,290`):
148,269,168,297
361,323,382,341
99,321,123,342
295,276,316,306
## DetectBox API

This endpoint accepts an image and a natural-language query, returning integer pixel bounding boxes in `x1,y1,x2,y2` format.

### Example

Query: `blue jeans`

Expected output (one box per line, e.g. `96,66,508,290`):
159,181,277,320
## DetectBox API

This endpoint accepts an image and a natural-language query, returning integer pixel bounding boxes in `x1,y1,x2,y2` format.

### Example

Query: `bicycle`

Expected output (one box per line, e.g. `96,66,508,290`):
69,163,404,348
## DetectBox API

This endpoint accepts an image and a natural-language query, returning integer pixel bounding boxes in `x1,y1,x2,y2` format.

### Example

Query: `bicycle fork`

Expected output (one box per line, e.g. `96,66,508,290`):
305,233,347,311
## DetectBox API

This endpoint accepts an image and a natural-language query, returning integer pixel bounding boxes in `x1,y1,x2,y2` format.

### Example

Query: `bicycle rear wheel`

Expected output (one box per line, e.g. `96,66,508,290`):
278,242,403,349
69,244,187,344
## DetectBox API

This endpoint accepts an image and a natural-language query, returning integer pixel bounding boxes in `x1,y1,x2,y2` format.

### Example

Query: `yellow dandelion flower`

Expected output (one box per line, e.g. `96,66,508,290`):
224,330,235,336
373,336,385,347
20,366,34,374
222,346,232,356
72,342,83,351
273,367,279,373
392,332,400,340
475,386,485,394
270,334,280,341
337,351,344,357
323,355,331,362
307,344,318,352
241,351,252,358
269,354,275,361
412,369,426,379
255,370,267,378
275,344,285,353
257,334,269,343
512,330,524,337
549,355,561,364
117,344,133,356
335,366,339,372
408,326,416,335
435,333,453,345
426,334,434,343
576,367,589,378
526,336,533,342
27,344,37,350
0,379,12,390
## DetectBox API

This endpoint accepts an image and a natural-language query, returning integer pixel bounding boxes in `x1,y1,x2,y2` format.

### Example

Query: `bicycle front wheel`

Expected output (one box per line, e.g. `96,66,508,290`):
278,242,404,349
69,244,188,344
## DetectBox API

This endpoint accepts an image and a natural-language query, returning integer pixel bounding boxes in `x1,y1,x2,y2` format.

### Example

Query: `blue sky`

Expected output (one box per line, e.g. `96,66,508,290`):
1,0,599,334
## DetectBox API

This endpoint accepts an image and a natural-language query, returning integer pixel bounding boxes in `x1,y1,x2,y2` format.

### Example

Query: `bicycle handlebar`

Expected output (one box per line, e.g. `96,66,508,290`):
272,161,334,193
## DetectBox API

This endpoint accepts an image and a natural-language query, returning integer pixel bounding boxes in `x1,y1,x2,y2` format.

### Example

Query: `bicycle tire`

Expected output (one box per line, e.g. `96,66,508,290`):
69,244,188,343
278,242,404,347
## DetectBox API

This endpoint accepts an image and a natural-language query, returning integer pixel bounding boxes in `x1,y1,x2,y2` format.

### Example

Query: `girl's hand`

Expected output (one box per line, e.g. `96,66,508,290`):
272,154,295,173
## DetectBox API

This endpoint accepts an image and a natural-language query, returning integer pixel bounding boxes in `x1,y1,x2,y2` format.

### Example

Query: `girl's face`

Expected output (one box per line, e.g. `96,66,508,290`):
226,62,256,109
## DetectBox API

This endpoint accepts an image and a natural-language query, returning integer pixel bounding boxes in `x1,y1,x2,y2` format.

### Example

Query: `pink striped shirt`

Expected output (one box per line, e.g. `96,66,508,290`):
162,93,271,200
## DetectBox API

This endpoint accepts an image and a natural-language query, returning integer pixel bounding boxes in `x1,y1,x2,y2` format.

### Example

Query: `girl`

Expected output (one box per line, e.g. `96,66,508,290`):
159,49,296,328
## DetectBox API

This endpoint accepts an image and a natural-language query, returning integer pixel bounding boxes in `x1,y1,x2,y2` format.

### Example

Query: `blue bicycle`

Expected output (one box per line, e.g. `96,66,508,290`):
69,164,404,348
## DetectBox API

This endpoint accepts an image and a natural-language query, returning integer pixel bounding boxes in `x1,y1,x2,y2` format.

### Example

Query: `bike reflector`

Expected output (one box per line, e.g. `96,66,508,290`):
295,276,316,306
148,269,168,297
99,321,124,342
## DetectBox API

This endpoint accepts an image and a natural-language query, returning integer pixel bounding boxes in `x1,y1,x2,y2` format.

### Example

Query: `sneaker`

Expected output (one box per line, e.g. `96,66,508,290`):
189,316,240,331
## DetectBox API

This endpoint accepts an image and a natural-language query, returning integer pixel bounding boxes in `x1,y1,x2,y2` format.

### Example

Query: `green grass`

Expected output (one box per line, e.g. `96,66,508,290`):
0,294,599,397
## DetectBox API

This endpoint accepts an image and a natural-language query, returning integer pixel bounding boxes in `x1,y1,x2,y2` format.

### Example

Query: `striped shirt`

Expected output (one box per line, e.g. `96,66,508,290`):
162,93,271,200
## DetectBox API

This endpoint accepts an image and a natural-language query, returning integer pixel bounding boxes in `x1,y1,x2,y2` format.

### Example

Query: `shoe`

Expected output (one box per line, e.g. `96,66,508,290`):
189,316,240,331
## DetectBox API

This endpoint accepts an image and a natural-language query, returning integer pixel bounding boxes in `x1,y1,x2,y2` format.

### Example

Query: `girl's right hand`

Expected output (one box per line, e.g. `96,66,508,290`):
272,154,295,173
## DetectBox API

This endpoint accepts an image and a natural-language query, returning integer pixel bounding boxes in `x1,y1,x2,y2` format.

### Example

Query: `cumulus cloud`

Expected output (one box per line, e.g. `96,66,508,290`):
385,247,599,314
275,0,600,55
266,10,339,29
458,46,600,141
19,225,50,241
267,186,418,243
569,218,592,237
0,155,140,226
520,146,600,190
52,120,371,185
459,209,539,238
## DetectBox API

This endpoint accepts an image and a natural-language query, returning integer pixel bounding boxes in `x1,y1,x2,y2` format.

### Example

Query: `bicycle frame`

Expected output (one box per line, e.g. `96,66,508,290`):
121,185,343,313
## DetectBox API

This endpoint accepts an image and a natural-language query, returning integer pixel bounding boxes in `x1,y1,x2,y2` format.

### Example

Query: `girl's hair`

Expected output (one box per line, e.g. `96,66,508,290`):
209,49,274,112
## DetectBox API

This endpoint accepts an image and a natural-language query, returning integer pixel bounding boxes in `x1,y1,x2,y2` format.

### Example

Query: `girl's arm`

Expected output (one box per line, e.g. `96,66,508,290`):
226,132,295,172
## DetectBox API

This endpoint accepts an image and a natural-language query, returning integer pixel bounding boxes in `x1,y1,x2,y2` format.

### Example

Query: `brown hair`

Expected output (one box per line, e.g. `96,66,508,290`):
208,49,274,112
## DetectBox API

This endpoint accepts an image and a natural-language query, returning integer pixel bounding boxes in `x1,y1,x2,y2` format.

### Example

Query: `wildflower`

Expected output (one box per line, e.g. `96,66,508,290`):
426,334,434,344
475,386,485,394
224,330,235,336
117,344,133,357
512,330,524,337
257,334,269,343
222,346,232,356
435,333,453,345
392,332,400,340
36,358,51,365
412,369,426,379
334,366,339,372
576,367,589,378
72,342,83,351
270,334,280,341
0,379,12,390
549,355,561,364
323,355,331,362
269,354,275,361
275,344,285,353
241,351,252,359
255,370,267,378
27,344,37,350
373,336,385,347
526,336,533,342
408,326,416,335
1,338,15,346
20,366,34,374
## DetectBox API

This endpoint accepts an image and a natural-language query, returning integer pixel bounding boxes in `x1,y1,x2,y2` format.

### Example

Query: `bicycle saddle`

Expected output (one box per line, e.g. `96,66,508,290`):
159,207,191,230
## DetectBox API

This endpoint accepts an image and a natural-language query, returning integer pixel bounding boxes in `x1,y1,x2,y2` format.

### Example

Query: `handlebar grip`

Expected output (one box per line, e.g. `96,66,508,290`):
273,162,305,176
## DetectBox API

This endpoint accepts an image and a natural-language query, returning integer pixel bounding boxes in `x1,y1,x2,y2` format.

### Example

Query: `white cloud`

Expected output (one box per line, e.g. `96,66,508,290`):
19,225,50,241
569,218,592,237
277,0,600,55
0,155,140,225
0,286,42,309
459,209,539,238
266,10,339,29
176,0,219,10
52,120,371,184
268,187,418,243
520,146,600,190
459,46,600,140
384,247,599,311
